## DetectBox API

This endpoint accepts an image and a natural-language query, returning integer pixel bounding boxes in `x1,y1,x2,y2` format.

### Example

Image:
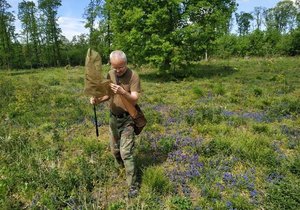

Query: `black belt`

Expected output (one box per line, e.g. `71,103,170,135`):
111,112,130,118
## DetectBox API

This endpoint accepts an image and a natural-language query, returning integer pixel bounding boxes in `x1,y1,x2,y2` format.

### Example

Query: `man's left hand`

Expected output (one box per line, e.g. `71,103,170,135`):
110,83,126,95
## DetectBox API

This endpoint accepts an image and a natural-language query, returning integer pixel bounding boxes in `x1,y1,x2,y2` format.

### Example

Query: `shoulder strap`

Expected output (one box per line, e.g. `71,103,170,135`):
108,70,117,84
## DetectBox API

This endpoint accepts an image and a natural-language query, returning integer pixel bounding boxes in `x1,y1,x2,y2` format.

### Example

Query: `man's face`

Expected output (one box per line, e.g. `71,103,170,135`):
111,58,127,77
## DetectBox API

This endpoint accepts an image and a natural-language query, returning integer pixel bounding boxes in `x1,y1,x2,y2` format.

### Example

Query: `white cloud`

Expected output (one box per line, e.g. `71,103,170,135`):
14,16,88,41
9,1,87,41
58,16,88,40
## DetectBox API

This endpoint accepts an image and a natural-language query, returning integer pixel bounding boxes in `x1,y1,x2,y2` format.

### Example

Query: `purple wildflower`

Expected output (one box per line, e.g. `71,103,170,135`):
250,189,258,198
267,172,284,183
223,172,236,186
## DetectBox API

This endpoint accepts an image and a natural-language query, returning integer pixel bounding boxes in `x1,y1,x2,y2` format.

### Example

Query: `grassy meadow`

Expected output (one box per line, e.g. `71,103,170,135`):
0,57,300,209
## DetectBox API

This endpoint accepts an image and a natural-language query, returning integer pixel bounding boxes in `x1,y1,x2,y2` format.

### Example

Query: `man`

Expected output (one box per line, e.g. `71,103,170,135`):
90,50,140,198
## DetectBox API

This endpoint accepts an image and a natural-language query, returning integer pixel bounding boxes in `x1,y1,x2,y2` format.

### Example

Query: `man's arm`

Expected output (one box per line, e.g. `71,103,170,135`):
110,83,139,105
90,95,110,105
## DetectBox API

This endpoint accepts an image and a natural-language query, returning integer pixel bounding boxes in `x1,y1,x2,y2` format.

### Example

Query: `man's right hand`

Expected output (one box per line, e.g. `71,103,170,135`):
90,97,99,105
90,95,110,105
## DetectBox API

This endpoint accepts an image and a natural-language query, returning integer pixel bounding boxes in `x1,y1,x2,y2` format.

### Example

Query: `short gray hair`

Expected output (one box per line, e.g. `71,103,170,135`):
109,50,127,63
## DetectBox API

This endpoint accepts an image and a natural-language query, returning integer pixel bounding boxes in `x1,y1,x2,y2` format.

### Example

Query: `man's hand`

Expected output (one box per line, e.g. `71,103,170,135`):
90,97,99,105
90,95,110,105
110,83,126,95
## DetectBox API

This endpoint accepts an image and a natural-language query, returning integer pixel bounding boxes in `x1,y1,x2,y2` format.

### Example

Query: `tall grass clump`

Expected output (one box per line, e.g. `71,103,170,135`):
141,166,173,195
166,196,193,210
193,86,204,97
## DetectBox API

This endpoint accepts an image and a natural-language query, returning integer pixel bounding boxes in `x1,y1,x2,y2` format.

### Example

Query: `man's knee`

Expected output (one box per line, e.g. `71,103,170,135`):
120,147,132,160
120,127,135,160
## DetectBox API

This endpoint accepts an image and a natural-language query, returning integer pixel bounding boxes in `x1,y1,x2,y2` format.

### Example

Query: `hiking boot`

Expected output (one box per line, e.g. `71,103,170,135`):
128,185,139,198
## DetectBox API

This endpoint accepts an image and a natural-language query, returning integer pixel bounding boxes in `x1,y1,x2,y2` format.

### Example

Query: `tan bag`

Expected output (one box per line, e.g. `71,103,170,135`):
132,104,147,135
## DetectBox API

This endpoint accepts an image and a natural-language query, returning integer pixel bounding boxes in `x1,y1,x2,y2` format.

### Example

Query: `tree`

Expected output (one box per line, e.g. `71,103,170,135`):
265,0,297,34
276,0,297,33
107,0,236,70
235,11,254,36
83,0,111,62
253,6,266,31
295,0,300,27
67,34,89,66
83,0,104,48
107,0,176,68
264,8,276,31
214,34,238,58
38,0,62,66
0,0,15,69
289,27,300,55
18,0,41,68
247,29,265,56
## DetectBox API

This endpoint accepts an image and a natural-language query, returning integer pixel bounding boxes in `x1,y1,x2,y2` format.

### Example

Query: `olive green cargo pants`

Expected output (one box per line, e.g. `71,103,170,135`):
109,113,137,187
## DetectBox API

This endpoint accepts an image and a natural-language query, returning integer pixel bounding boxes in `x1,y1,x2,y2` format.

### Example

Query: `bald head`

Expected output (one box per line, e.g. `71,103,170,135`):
110,50,127,64
110,50,128,77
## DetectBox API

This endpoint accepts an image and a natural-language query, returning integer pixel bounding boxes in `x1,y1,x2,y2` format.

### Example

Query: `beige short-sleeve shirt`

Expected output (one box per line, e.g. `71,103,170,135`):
107,68,141,115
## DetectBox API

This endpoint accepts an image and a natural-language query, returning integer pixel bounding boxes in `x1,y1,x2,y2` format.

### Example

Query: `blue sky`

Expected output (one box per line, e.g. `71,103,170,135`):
8,0,289,40
237,0,280,12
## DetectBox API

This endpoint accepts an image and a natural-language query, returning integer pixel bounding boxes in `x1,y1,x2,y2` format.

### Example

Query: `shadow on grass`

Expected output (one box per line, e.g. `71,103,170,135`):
139,63,237,82
7,69,47,76
135,147,169,186
5,67,63,76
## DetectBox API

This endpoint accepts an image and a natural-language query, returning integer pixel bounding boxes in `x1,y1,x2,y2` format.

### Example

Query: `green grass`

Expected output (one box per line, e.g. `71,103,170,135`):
0,57,299,209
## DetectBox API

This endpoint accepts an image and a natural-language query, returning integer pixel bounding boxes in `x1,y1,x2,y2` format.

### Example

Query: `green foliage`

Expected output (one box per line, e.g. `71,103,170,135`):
232,135,277,166
252,124,269,133
0,0,16,69
2,0,300,70
193,86,204,97
200,138,232,157
0,76,15,109
235,12,254,36
253,87,263,97
229,195,255,210
144,107,164,125
213,83,226,95
108,0,236,71
213,27,300,58
247,29,266,56
186,106,224,125
288,27,300,55
18,1,41,68
266,177,300,210
167,196,193,210
108,201,126,210
268,97,300,119
157,137,175,154
141,166,173,195
38,0,62,66
288,155,300,176
214,34,238,58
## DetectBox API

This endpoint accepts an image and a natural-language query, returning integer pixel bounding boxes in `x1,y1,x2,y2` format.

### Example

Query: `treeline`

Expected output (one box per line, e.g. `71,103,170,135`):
0,0,300,70
215,0,300,58
1,0,65,69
